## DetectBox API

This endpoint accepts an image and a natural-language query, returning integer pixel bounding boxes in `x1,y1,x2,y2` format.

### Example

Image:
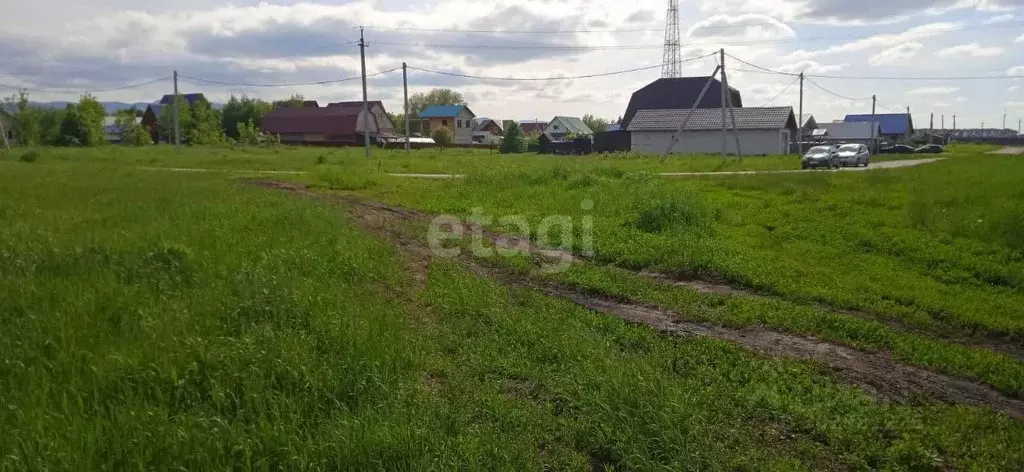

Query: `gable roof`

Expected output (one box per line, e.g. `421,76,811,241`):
622,77,743,130
801,115,817,130
519,121,547,134
546,116,592,135
260,107,360,136
418,105,472,118
844,113,913,135
326,100,384,111
472,118,502,132
817,122,880,140
159,93,206,105
626,107,796,132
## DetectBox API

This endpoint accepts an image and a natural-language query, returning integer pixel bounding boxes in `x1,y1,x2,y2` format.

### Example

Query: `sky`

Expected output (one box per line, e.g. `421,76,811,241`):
2,0,1023,129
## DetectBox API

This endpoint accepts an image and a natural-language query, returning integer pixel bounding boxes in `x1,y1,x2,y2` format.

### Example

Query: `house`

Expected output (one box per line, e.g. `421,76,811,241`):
813,122,881,146
517,120,547,135
844,113,913,143
471,117,503,144
418,105,476,144
260,100,395,145
0,108,16,146
543,116,593,141
621,77,743,130
626,106,797,155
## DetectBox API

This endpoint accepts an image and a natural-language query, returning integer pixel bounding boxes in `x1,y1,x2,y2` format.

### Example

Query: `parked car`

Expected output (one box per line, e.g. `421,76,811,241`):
880,144,916,154
802,145,838,170
915,144,944,154
835,144,870,167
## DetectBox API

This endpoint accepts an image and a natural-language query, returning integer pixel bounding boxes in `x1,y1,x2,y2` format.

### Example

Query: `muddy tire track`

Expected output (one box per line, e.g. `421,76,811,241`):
250,180,1024,419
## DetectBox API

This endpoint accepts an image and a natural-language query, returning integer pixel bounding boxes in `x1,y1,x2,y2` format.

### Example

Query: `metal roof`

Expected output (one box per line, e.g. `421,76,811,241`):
844,113,913,135
622,77,744,130
626,107,796,132
418,105,471,118
817,122,880,140
546,116,592,135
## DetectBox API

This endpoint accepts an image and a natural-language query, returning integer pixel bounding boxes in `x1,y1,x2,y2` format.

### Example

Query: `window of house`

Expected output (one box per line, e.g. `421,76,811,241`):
457,119,462,128
554,125,560,130
442,119,448,127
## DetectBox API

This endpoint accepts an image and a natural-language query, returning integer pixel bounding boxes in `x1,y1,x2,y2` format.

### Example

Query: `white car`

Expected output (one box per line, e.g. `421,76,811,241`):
835,144,870,167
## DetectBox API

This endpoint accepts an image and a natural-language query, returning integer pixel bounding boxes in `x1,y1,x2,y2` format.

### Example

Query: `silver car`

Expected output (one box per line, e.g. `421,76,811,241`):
835,144,870,167
802,145,838,170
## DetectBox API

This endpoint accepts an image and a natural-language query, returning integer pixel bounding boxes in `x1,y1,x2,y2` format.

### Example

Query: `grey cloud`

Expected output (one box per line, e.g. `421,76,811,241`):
801,0,957,20
625,10,657,24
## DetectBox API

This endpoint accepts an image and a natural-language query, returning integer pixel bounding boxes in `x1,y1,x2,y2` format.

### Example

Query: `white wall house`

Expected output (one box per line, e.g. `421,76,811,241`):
626,107,798,156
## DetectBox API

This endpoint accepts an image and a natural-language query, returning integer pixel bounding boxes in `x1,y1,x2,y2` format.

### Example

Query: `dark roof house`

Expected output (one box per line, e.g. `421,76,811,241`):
158,93,207,105
844,113,913,137
261,100,396,143
622,77,743,130
626,107,795,132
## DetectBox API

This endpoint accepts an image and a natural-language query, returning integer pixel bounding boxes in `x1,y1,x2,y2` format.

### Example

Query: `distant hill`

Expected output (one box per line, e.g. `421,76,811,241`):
28,101,151,115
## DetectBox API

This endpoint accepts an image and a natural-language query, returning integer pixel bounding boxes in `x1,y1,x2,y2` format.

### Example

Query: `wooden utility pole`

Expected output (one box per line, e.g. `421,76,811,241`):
173,70,180,152
797,72,804,154
359,27,370,159
403,62,410,155
870,95,876,153
719,49,728,160
719,50,742,158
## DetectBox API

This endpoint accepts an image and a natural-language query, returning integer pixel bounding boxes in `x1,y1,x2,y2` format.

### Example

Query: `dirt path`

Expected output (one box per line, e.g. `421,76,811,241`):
250,180,1024,419
988,147,1024,155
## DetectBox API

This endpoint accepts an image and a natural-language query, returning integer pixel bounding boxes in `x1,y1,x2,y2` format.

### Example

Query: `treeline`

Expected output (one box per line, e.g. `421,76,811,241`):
2,92,307,147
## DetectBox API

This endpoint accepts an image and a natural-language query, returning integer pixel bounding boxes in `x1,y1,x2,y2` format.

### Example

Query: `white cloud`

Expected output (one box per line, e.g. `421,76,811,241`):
776,60,848,74
868,42,923,66
955,97,969,103
933,102,951,108
788,22,959,60
1005,101,1024,110
1016,34,1024,43
907,86,959,95
1009,85,1021,93
935,43,1003,58
687,14,795,41
1009,66,1024,76
982,14,1014,24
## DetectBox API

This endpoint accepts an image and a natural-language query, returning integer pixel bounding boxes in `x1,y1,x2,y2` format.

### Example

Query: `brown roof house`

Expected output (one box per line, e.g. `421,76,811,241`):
261,101,396,145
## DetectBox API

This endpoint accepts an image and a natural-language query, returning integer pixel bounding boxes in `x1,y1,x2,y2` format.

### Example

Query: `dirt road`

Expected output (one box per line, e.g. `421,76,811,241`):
659,158,944,177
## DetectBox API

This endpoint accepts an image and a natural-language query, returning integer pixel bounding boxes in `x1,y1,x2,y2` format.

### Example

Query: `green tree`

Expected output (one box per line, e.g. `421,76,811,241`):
76,94,106,146
159,97,193,144
431,126,454,147
57,104,85,146
188,97,225,145
499,121,526,154
582,114,609,134
272,93,305,109
237,119,260,146
409,89,465,116
222,95,272,139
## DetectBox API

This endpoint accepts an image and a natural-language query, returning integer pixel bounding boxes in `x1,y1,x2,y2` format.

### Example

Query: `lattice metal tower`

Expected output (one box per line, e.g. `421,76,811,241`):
661,0,682,78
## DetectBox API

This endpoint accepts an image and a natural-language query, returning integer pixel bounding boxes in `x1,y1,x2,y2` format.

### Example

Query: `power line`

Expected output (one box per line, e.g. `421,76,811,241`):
804,76,872,101
179,68,401,87
756,76,801,107
407,53,714,81
0,76,169,94
728,54,1024,81
363,25,663,34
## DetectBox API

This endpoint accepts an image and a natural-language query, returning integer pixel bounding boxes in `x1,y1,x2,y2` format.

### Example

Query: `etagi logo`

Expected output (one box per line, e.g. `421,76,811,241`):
427,199,595,273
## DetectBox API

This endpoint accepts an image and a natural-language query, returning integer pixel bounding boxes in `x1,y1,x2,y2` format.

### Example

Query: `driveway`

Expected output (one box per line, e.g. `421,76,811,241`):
658,158,944,177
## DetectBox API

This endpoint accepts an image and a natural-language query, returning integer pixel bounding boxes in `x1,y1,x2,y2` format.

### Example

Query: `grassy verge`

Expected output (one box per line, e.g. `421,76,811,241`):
2,161,1023,469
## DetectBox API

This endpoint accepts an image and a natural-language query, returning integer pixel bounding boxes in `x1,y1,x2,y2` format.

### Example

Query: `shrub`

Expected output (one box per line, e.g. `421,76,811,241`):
20,151,39,163
127,125,152,146
634,193,715,234
316,155,327,165
431,127,454,147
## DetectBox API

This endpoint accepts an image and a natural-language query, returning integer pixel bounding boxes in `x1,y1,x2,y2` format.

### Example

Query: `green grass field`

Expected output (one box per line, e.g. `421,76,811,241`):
2,144,1022,469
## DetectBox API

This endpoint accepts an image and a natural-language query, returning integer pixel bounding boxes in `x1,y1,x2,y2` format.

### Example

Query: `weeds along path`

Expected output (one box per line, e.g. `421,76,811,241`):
250,180,1024,419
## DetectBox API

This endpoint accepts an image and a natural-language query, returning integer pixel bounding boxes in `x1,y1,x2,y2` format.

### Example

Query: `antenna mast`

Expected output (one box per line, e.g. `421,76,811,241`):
662,0,682,78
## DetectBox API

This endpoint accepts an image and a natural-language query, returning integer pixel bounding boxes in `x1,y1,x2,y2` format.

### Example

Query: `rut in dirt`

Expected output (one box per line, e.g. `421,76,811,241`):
251,180,1024,419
